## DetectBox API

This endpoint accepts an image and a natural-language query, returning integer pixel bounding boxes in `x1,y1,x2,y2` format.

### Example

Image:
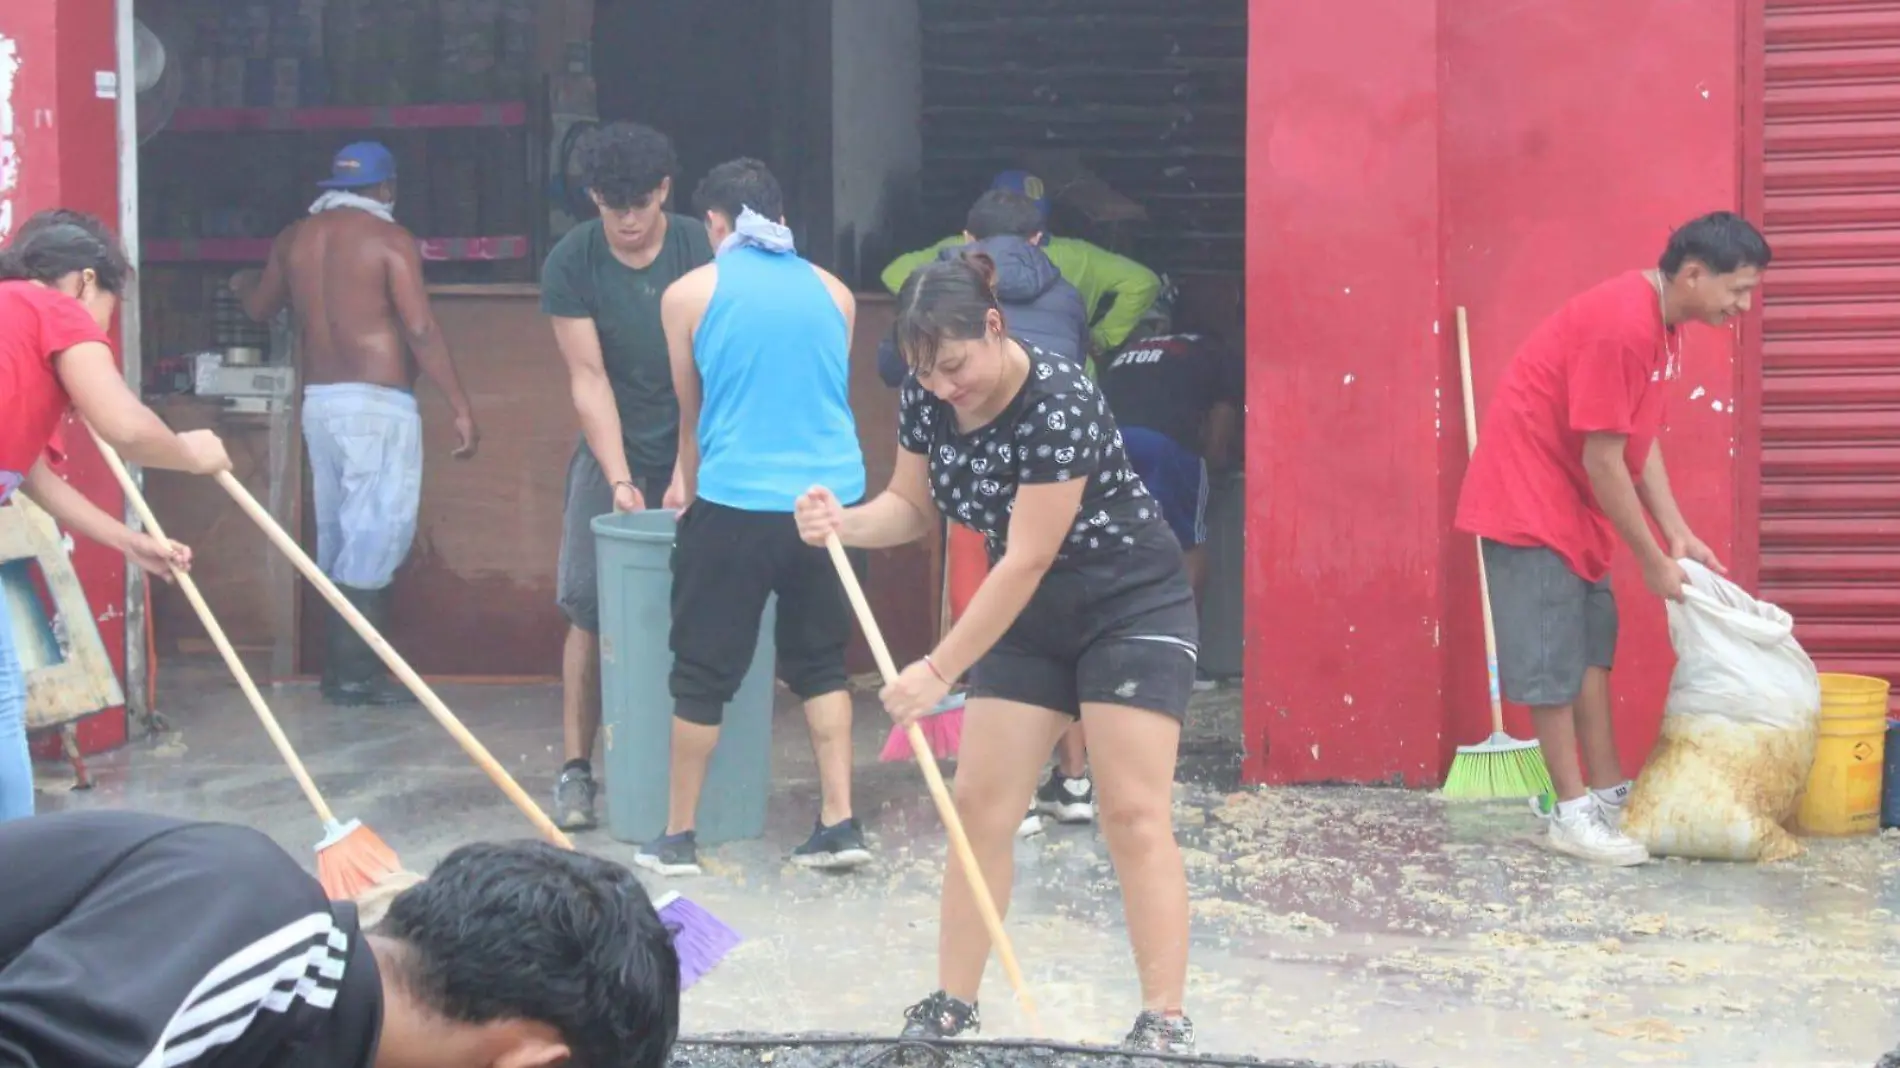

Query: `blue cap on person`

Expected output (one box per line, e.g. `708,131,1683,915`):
990,170,1050,223
318,141,397,188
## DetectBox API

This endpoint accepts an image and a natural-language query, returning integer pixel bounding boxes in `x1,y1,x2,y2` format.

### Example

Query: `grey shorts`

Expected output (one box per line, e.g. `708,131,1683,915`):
1480,539,1617,708
556,440,668,633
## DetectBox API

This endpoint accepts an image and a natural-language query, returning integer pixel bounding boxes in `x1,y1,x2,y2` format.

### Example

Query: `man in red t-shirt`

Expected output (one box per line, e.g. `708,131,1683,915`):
1454,211,1771,866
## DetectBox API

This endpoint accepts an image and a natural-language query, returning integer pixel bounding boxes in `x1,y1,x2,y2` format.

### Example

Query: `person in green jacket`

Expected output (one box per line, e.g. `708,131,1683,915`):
880,171,1161,366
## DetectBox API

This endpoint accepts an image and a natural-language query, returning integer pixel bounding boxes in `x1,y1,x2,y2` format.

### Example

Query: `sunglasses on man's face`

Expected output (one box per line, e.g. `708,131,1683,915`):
598,193,657,215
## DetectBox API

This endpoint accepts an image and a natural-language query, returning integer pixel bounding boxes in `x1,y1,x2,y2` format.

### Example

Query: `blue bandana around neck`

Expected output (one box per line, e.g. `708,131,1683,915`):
717,206,796,256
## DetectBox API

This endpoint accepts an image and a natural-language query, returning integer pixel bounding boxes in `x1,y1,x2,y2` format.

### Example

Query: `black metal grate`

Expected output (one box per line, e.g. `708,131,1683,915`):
917,0,1248,277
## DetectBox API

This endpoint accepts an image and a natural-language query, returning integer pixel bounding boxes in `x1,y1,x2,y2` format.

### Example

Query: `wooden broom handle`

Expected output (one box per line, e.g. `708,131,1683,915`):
824,534,1040,1032
85,428,338,826
1456,307,1507,734
213,470,574,849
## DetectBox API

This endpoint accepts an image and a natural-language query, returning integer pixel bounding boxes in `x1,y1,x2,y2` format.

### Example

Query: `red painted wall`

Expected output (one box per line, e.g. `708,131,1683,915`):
1245,0,1749,784
3,0,132,757
1245,0,1448,785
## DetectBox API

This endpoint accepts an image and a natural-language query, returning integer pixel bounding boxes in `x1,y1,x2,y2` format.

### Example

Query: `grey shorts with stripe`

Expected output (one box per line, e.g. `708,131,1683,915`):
1480,539,1617,708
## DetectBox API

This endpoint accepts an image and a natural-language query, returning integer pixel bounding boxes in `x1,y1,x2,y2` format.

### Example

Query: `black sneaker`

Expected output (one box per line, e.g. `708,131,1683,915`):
1035,768,1095,824
553,765,598,830
1123,1010,1196,1054
791,817,873,871
635,831,702,877
900,990,979,1039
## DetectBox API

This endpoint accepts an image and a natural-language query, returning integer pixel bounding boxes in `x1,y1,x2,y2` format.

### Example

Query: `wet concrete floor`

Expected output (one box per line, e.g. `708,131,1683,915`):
31,658,1900,1068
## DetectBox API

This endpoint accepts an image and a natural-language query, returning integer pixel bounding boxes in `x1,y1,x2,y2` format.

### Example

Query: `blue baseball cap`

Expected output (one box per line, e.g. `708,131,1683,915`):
990,170,1050,223
318,141,397,189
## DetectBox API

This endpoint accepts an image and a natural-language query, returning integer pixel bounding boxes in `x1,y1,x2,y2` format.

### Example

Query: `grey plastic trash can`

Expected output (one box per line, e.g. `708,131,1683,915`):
592,509,776,846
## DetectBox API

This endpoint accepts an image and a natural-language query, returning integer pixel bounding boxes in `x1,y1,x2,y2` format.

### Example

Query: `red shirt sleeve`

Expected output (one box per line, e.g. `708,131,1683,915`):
1566,331,1651,436
28,288,111,472
38,291,112,367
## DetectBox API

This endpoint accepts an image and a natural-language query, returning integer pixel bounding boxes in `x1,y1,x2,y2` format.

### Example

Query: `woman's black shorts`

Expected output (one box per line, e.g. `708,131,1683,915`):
967,525,1199,720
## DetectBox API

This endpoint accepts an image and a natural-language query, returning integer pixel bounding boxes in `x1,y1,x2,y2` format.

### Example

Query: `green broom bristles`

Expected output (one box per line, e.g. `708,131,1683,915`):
1442,732,1554,800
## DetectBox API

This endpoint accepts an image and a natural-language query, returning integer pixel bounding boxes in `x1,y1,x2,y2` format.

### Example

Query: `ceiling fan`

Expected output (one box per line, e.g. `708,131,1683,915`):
134,16,182,145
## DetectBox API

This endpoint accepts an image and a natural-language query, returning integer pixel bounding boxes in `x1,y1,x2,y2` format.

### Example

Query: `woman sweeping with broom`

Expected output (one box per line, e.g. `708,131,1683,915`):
795,249,1199,1053
0,210,231,823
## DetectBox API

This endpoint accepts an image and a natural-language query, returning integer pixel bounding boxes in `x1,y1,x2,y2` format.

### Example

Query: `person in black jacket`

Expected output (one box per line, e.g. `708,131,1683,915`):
0,809,680,1068
877,190,1089,387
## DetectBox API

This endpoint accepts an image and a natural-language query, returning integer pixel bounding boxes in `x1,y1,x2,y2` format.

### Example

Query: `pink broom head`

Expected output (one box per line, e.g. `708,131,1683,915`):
879,692,965,762
654,891,741,991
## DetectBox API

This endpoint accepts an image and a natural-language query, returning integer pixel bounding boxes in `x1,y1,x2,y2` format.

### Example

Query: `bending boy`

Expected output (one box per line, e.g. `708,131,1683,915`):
1454,212,1771,866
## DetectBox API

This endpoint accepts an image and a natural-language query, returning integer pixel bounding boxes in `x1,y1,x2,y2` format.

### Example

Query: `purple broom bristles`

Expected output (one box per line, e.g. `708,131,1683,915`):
654,891,741,990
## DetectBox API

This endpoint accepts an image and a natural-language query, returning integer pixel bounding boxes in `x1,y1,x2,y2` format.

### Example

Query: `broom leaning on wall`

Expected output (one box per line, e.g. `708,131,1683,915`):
1441,308,1556,801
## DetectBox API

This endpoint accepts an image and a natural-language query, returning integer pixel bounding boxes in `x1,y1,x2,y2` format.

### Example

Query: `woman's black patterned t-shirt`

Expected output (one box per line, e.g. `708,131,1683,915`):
898,343,1165,563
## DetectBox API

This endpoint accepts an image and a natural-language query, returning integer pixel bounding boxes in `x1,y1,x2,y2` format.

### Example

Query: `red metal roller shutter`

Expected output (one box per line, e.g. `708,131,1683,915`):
1758,0,1900,701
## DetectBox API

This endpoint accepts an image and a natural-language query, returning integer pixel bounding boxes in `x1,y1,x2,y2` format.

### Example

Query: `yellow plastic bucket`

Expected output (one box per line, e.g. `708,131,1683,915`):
1797,673,1891,837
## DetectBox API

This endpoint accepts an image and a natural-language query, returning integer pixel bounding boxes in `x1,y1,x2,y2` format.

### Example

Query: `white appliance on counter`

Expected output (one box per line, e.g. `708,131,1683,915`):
191,350,296,411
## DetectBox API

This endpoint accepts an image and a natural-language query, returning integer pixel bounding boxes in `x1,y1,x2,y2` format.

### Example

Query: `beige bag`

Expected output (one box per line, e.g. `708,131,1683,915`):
1623,560,1821,863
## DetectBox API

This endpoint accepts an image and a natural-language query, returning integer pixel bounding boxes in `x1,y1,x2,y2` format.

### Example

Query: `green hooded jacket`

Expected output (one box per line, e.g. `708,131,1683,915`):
881,234,1161,361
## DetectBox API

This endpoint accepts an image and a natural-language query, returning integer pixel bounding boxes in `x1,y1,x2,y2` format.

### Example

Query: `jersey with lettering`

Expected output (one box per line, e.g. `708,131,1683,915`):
1095,331,1243,454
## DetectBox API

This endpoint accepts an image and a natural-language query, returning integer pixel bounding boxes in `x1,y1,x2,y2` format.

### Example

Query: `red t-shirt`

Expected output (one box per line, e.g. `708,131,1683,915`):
0,281,112,504
1454,270,1681,583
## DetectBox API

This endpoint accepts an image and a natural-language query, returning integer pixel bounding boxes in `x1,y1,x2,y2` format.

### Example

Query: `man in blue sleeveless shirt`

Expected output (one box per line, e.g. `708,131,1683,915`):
647,158,869,877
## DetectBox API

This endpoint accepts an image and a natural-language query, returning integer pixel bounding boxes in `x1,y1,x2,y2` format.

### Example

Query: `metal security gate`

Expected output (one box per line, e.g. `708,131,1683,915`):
917,0,1248,278
1755,0,1900,700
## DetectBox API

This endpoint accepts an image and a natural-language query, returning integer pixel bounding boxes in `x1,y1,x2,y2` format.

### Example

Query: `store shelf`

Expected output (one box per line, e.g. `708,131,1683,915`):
144,236,530,263
166,102,529,133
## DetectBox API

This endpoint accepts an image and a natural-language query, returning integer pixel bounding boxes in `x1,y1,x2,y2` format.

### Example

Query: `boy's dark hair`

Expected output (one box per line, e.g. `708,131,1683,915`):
576,122,679,209
1659,211,1773,277
692,157,785,225
895,249,1005,376
379,841,680,1068
965,190,1044,241
0,209,133,294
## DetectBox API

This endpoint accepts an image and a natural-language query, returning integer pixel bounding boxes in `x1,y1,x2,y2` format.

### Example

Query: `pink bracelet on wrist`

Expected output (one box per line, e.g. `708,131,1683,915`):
921,654,950,685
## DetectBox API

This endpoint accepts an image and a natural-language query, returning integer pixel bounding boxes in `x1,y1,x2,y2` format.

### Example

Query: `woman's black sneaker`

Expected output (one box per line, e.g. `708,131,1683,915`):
1123,1010,1196,1054
899,990,979,1039
634,831,702,877
791,816,873,871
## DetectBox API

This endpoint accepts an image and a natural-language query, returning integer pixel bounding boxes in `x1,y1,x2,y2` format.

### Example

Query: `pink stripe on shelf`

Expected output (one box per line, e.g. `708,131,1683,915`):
166,102,528,133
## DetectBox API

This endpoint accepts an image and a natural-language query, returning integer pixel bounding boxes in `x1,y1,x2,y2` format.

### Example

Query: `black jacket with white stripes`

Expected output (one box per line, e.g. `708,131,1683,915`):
0,810,382,1067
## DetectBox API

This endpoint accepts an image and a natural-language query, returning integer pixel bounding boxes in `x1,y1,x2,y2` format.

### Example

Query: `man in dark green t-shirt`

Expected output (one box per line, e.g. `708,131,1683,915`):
541,121,712,830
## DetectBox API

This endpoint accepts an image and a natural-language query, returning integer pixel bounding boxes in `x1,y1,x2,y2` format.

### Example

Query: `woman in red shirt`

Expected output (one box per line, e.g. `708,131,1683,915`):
0,210,232,824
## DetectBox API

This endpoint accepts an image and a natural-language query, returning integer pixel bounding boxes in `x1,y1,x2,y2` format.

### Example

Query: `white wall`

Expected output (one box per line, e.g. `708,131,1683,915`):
830,0,920,286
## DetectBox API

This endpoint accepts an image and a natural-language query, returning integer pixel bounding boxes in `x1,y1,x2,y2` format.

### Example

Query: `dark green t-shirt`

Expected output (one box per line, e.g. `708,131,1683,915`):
539,214,713,478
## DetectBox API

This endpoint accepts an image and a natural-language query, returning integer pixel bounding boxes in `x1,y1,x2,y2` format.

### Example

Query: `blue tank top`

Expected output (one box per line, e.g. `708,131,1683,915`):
693,245,865,511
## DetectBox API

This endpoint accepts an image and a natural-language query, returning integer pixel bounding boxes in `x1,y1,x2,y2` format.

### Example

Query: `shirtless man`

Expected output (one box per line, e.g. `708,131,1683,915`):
234,141,478,707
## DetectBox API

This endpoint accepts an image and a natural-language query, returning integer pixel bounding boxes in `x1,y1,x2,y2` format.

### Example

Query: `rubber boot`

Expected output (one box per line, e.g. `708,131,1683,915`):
320,608,347,698
322,584,416,707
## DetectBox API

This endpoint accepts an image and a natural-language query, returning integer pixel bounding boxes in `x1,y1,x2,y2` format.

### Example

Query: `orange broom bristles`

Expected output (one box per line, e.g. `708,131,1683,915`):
350,869,427,928
316,819,409,900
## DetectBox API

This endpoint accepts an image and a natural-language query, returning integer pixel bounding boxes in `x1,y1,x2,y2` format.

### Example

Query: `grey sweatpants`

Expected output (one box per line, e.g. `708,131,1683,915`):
302,383,423,590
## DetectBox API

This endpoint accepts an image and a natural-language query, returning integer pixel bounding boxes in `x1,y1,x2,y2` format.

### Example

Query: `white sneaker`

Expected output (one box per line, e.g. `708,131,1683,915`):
1529,792,1626,828
1548,806,1649,866
1017,810,1045,838
1596,798,1627,830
